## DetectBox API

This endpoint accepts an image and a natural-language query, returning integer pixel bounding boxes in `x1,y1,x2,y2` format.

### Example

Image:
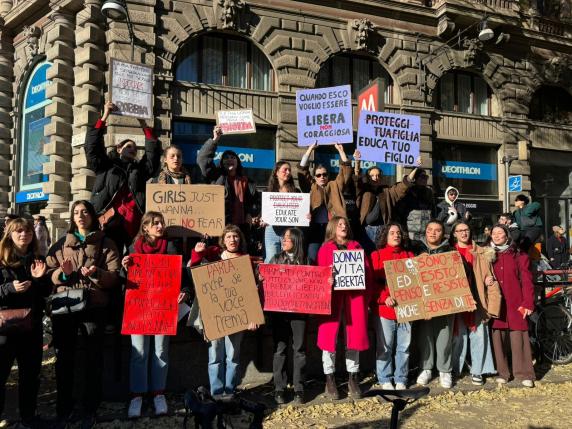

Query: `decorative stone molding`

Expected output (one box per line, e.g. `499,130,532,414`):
462,37,484,68
437,16,456,38
23,25,41,59
350,18,374,51
543,55,572,83
216,0,245,30
0,17,13,214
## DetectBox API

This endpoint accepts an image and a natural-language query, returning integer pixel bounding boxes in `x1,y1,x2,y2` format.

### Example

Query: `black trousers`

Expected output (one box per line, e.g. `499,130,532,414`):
0,326,43,421
271,314,307,392
52,311,105,418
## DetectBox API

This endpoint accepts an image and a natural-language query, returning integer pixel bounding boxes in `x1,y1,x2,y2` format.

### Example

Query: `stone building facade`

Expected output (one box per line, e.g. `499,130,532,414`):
1,0,572,240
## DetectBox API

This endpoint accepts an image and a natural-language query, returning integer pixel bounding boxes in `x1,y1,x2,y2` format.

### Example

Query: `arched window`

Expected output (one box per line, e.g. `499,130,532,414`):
435,71,497,116
175,34,275,91
529,86,572,124
16,61,51,204
316,54,394,103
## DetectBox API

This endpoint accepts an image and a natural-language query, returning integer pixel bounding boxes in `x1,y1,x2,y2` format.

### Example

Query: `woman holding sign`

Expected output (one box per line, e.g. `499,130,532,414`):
316,216,372,400
486,224,535,388
189,225,258,398
122,211,191,418
371,222,414,390
46,200,121,428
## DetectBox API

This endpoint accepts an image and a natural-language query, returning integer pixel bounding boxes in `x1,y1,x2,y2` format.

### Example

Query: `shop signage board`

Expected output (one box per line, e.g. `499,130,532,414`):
216,109,256,134
435,161,498,181
384,251,476,323
259,264,332,315
296,85,353,146
15,189,49,203
357,111,420,166
261,192,311,227
333,249,366,291
110,59,153,119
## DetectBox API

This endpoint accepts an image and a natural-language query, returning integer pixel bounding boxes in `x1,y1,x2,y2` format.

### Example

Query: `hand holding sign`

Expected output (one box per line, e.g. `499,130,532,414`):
333,250,366,290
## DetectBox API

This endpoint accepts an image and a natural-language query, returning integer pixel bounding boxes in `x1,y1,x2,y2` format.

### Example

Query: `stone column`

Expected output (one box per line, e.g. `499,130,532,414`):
72,0,106,202
0,17,13,215
42,5,75,225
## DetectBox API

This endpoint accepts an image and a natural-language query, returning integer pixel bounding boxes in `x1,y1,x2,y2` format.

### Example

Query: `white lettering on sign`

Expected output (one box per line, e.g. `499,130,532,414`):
31,81,51,94
27,191,45,200
441,166,481,175
214,152,254,164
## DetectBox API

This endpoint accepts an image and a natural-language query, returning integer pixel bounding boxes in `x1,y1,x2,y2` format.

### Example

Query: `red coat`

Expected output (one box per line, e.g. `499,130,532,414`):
491,247,535,331
371,245,414,320
316,240,373,352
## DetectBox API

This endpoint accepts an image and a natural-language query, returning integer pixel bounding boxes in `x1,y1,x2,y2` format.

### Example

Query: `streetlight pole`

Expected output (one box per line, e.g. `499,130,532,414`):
500,154,518,212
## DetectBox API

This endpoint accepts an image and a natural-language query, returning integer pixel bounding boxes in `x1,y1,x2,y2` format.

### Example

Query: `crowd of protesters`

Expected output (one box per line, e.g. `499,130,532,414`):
0,102,570,429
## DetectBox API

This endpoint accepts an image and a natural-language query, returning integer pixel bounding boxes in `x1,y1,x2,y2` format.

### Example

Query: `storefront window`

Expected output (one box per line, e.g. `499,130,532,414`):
316,54,394,103
436,71,494,116
175,35,274,91
16,61,51,205
172,121,276,187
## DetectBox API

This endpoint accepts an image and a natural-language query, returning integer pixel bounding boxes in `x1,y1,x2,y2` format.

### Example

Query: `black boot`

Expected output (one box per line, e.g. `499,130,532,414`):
324,374,339,400
348,372,362,399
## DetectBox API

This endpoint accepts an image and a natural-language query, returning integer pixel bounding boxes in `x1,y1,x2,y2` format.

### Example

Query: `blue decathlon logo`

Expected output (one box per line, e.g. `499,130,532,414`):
508,175,522,192
15,189,49,203
435,161,497,181
25,63,52,109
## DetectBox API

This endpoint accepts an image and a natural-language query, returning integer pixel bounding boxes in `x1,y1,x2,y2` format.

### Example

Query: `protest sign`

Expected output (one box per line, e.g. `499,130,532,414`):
110,59,153,119
296,85,353,146
384,251,476,323
190,255,265,341
333,249,366,290
146,184,225,237
121,254,182,335
261,192,310,227
357,111,420,166
259,264,332,315
216,109,256,134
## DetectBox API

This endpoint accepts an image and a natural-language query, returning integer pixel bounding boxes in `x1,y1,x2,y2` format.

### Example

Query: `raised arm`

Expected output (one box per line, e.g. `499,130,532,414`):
138,119,162,180
84,101,115,173
297,142,317,193
197,125,223,182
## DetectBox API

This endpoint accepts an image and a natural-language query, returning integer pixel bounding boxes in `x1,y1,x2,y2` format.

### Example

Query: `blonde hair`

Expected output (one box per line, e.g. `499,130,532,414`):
0,218,39,267
324,216,353,244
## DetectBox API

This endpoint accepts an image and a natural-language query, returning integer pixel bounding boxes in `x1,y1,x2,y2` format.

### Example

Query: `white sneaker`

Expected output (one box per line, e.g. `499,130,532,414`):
381,382,394,390
395,382,407,390
439,372,452,389
128,396,143,419
416,370,432,386
522,379,534,388
154,394,168,416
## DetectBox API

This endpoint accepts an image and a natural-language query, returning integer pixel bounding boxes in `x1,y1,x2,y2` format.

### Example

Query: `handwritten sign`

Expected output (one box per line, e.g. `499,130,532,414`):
384,251,476,323
296,85,353,146
110,59,153,119
357,111,420,166
190,255,265,341
146,184,225,237
121,254,182,335
259,264,332,315
216,109,256,134
333,249,366,290
261,192,310,227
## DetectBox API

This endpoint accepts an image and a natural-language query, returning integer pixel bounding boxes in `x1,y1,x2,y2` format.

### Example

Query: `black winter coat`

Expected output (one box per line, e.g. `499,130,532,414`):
84,125,162,214
547,235,570,268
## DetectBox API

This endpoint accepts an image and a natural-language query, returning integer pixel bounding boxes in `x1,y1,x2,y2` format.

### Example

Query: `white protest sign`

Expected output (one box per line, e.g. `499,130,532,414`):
357,111,420,166
261,192,311,227
333,249,366,290
216,109,256,134
296,85,353,146
110,59,153,119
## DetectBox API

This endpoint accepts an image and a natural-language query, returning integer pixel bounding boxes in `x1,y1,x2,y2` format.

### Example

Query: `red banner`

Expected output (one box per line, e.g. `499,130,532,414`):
121,253,182,335
259,264,332,315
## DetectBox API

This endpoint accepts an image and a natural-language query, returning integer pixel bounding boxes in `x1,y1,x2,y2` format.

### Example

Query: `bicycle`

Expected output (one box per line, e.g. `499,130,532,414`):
530,268,572,365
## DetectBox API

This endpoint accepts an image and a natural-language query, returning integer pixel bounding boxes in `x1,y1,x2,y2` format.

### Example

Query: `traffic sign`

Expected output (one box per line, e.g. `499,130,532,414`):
508,175,522,192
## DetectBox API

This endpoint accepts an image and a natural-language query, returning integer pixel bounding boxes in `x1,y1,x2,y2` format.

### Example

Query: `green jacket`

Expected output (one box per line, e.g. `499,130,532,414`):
513,201,543,230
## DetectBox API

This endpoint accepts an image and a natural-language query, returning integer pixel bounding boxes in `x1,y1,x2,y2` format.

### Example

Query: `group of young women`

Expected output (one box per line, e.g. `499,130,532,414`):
0,105,537,428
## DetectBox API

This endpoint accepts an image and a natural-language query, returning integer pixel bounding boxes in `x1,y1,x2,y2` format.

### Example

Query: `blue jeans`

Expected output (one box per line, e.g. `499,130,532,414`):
374,317,411,384
362,225,382,253
452,317,496,376
208,332,244,395
130,335,170,394
264,226,286,263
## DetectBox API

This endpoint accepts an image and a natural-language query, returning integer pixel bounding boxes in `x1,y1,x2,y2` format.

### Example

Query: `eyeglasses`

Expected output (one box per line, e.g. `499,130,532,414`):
455,229,471,233
315,173,328,178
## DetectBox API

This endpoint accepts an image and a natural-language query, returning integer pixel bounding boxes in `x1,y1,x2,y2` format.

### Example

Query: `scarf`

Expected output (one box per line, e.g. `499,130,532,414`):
134,236,168,254
490,242,510,253
157,166,192,184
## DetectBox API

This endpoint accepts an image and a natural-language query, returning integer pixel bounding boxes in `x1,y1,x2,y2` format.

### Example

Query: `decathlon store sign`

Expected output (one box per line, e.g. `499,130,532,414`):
15,189,49,203
435,161,497,181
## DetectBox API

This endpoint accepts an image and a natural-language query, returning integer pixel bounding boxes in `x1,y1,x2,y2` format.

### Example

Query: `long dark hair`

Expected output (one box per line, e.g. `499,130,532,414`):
377,222,409,250
448,220,473,247
135,211,165,244
68,200,100,234
277,227,307,264
485,223,514,248
267,161,296,192
220,150,244,176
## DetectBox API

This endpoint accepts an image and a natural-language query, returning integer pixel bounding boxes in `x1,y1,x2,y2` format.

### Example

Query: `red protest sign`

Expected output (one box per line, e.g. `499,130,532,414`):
121,253,182,335
259,264,332,315
384,251,476,323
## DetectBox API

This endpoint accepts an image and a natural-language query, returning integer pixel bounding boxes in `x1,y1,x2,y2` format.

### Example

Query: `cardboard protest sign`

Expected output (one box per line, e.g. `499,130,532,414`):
261,192,310,227
190,255,265,341
146,184,225,237
110,59,153,119
296,85,353,146
121,254,182,335
216,109,256,134
384,251,476,323
259,264,332,315
333,249,366,290
357,111,420,166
